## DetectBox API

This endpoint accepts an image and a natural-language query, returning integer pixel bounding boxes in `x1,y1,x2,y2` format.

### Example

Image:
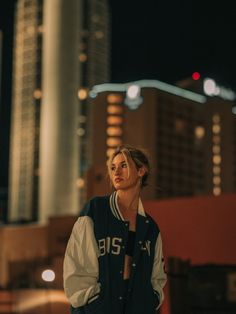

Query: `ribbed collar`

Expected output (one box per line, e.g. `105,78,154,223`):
109,191,146,221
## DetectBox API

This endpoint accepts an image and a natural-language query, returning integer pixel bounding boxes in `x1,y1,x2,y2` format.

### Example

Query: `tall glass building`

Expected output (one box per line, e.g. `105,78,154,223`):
8,0,110,222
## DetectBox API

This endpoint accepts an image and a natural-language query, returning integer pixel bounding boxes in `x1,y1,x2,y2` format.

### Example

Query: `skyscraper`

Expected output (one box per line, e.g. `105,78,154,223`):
86,79,236,200
8,0,43,222
8,0,110,222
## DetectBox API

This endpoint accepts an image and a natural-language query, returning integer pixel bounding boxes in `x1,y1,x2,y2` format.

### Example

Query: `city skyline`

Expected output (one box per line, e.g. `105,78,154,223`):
1,1,236,90
1,0,236,221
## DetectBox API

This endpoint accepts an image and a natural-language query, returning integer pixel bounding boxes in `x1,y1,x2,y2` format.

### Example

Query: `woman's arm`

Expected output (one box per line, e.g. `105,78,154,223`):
63,216,101,308
151,232,167,309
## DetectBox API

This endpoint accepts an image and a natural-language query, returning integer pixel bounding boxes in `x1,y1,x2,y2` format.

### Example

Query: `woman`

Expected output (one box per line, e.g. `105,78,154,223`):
63,144,167,314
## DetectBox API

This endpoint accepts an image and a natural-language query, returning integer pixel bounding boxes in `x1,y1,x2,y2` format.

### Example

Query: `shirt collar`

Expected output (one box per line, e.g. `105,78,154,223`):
109,191,146,221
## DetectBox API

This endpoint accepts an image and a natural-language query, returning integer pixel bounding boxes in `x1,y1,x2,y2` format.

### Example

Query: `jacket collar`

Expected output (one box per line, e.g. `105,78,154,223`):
109,191,146,221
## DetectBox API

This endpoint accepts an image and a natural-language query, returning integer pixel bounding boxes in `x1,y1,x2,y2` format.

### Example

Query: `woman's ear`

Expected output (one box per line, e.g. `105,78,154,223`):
138,166,146,178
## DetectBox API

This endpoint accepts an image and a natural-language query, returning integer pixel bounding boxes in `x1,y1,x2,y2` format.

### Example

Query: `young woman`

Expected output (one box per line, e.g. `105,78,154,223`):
63,144,167,314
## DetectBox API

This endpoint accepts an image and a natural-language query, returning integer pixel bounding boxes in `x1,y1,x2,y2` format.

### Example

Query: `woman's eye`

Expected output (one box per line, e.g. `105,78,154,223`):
122,163,127,168
111,166,116,171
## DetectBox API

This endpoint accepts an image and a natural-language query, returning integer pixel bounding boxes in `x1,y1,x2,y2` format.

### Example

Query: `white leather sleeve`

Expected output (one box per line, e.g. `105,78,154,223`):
151,232,167,309
63,216,101,308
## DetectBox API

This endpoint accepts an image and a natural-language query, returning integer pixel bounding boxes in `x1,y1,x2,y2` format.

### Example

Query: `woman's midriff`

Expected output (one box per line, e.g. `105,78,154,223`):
123,254,133,279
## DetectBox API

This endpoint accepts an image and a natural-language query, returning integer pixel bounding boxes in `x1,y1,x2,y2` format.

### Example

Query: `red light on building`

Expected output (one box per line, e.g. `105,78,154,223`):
192,72,201,80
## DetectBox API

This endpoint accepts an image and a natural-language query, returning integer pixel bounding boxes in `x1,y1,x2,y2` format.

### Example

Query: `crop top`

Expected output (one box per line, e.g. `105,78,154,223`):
125,230,136,257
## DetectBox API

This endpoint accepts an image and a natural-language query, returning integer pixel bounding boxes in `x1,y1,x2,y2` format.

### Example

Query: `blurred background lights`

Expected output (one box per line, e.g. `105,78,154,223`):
41,269,55,282
79,53,87,62
203,78,219,96
33,89,42,99
125,84,143,109
77,128,85,136
195,126,205,139
192,72,200,80
78,88,88,100
76,178,85,189
203,78,236,100
107,93,123,104
127,84,140,99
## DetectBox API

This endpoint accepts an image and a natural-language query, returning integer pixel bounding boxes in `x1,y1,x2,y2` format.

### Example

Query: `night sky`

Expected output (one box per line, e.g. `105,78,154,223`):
1,0,236,187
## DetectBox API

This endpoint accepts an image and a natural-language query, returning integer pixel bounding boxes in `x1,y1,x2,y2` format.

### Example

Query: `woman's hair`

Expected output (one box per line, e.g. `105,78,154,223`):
107,144,150,188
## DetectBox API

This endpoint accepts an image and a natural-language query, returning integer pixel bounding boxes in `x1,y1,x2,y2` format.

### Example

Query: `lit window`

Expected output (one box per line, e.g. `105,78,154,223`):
107,94,123,104
107,148,116,158
33,89,42,99
107,116,123,125
213,155,221,165
107,126,122,136
212,135,221,144
213,187,221,196
212,124,221,134
107,105,123,114
213,166,221,175
77,128,85,136
79,53,87,62
213,176,221,185
212,145,220,154
195,126,205,139
107,137,122,147
76,178,85,188
78,88,88,100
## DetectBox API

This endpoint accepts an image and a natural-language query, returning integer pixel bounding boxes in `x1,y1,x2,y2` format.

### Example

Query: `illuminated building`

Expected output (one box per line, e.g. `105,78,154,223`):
86,79,236,200
77,0,110,205
8,0,43,222
8,0,110,222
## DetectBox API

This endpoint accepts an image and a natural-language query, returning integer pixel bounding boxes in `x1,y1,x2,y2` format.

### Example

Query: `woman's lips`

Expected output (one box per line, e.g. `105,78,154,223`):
115,177,122,183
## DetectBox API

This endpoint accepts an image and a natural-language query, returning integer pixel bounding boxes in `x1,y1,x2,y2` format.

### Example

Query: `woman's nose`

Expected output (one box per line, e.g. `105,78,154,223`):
114,166,121,174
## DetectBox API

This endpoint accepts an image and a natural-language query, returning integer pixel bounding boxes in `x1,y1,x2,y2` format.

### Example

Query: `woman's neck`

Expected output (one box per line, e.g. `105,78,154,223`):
117,189,140,213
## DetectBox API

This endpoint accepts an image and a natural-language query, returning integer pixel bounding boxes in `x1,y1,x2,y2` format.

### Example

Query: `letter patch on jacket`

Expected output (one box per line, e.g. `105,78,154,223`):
141,240,151,256
98,237,122,256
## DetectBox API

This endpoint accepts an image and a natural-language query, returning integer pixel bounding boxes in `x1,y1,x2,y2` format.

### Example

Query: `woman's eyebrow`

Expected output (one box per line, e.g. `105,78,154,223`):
111,160,126,166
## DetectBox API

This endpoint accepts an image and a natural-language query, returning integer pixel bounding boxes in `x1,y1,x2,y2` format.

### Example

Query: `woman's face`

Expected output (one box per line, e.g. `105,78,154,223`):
109,153,144,191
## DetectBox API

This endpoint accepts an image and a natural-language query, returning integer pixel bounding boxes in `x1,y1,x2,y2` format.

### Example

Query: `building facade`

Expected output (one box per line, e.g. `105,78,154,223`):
8,0,110,222
86,79,236,201
8,0,43,222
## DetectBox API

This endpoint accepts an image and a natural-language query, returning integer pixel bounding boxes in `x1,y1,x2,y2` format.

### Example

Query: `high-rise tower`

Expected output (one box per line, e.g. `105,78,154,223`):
8,0,111,222
8,0,43,222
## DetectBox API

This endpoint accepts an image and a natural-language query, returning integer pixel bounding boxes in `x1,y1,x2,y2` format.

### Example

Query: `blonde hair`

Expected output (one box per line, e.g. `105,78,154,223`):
107,144,150,188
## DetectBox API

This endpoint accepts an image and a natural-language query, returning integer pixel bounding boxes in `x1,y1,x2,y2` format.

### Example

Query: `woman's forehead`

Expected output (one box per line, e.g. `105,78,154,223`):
112,153,126,164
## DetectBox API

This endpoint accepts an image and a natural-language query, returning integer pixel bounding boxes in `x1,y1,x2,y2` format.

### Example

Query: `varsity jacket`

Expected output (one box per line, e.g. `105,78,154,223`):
63,192,167,314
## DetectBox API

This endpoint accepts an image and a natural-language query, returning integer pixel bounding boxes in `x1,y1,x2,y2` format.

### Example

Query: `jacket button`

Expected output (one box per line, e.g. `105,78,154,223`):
146,220,149,223
119,296,123,300
139,241,142,245
132,263,136,267
120,270,123,274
